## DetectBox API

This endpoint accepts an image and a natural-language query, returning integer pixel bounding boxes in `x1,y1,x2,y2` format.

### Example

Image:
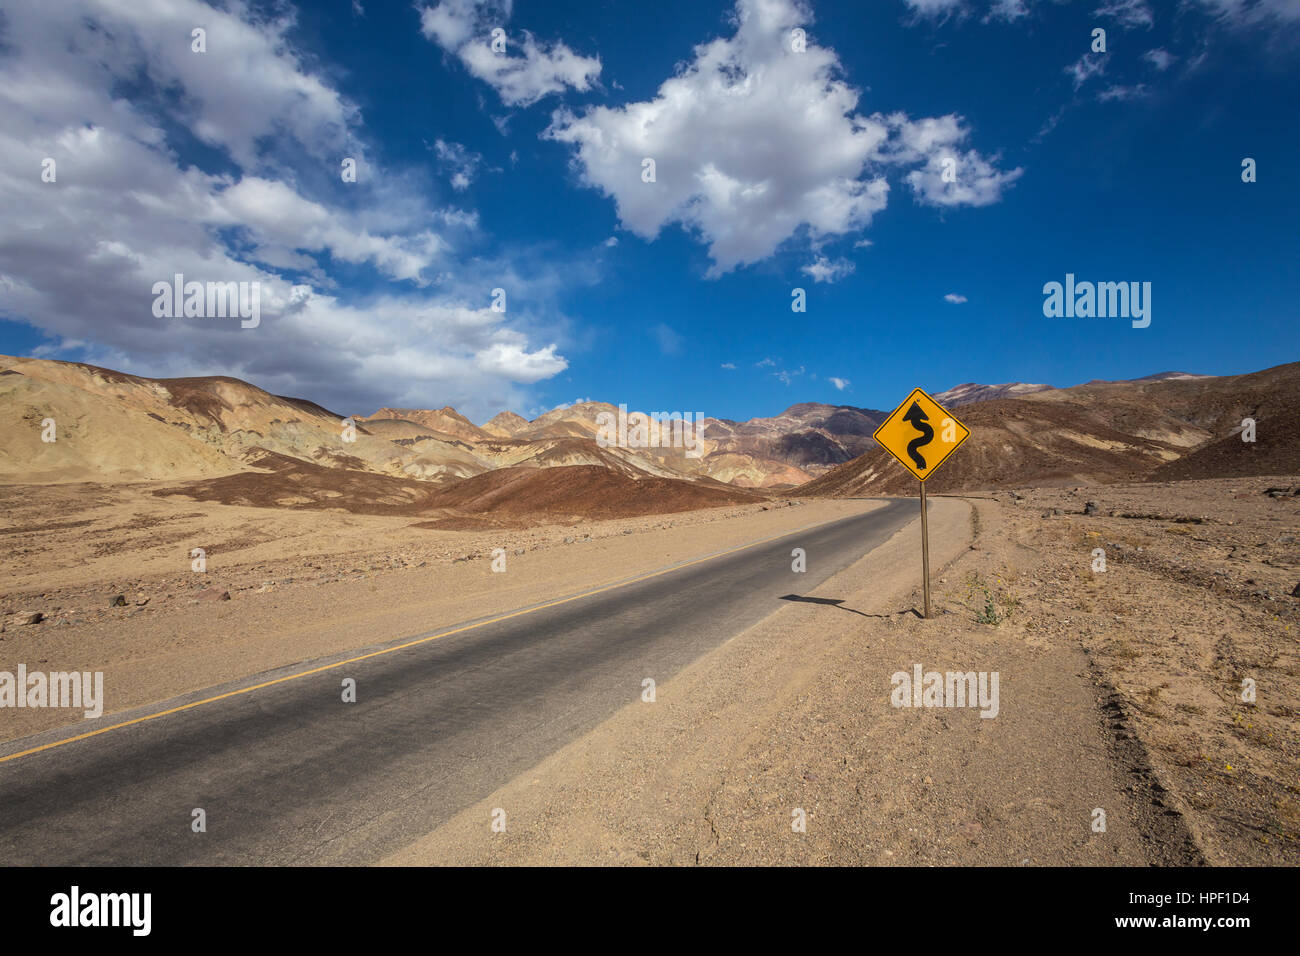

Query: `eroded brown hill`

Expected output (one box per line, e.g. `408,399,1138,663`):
154,454,763,525
798,362,1300,496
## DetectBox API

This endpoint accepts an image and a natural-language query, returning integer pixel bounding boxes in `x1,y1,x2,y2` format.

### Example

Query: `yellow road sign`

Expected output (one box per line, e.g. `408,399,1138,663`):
873,387,970,482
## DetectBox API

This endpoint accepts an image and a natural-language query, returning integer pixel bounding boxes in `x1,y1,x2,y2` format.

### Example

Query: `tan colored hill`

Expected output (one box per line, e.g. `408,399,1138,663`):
931,382,1053,406
0,356,499,485
701,402,885,476
485,400,816,487
481,410,530,437
798,362,1300,496
360,406,491,443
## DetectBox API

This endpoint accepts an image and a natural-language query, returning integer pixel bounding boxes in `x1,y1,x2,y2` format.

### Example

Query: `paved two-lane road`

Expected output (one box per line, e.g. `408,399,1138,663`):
0,500,916,864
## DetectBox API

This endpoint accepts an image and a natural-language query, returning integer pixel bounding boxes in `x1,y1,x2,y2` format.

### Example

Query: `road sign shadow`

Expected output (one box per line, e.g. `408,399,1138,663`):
779,595,922,620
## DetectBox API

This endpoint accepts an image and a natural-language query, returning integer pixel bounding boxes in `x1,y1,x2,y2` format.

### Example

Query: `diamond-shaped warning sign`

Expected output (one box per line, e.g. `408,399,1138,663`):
873,387,970,482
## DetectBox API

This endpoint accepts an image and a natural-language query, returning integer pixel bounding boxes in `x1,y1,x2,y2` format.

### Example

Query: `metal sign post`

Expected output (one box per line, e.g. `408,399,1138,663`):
919,479,930,618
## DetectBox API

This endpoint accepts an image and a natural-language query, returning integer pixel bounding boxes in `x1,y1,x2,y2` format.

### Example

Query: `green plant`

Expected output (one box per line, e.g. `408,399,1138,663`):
975,586,1001,625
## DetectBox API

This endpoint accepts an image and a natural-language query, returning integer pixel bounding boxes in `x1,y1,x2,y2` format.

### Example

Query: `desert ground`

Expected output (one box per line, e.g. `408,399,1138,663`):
3,473,1295,865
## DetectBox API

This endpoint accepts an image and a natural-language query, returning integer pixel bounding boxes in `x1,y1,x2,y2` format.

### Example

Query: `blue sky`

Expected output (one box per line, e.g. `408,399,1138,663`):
0,0,1296,422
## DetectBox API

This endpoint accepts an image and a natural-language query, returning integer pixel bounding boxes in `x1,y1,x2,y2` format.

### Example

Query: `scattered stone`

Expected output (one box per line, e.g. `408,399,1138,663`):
15,611,44,625
563,536,575,544
197,587,230,602
110,594,127,607
1084,500,1100,516
1291,581,1300,598
514,548,525,555
134,596,150,606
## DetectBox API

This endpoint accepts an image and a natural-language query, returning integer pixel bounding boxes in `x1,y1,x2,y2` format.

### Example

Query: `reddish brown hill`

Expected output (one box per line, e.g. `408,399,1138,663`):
156,455,763,523
1149,406,1300,481
424,464,763,521
153,451,447,515
797,398,1183,496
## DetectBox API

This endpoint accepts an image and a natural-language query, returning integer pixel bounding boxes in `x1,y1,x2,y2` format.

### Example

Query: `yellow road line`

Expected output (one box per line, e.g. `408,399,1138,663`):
0,505,886,766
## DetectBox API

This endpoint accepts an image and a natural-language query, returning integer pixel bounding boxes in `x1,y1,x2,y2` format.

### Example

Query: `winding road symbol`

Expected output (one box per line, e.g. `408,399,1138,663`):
901,401,933,470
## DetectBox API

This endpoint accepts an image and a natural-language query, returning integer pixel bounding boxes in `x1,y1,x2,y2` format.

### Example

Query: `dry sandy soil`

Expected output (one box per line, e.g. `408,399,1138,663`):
0,485,847,742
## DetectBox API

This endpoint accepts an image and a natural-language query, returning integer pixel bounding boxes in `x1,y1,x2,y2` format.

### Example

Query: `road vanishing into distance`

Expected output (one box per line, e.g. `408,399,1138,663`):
0,500,916,865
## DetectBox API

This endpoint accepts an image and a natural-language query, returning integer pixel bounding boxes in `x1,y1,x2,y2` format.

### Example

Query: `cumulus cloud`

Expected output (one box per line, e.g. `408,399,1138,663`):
828,376,850,390
418,0,601,107
721,362,737,369
802,256,856,283
546,0,1017,275
944,293,968,303
0,0,568,419
884,113,1023,207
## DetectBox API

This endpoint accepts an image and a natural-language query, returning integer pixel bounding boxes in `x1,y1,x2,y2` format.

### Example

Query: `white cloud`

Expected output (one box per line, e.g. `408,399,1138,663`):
903,0,967,15
903,0,1028,20
829,376,850,390
474,341,567,382
885,114,1023,207
775,365,805,385
987,0,1030,19
418,1,601,107
944,293,968,303
1094,0,1155,29
1142,48,1176,70
1065,53,1107,89
433,139,483,191
0,0,568,419
651,323,684,355
1097,83,1149,101
1194,0,1300,25
802,256,856,283
546,0,1016,276
721,362,737,369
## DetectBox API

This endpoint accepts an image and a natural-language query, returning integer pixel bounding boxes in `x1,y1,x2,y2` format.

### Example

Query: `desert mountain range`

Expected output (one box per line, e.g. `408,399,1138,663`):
1,354,1295,521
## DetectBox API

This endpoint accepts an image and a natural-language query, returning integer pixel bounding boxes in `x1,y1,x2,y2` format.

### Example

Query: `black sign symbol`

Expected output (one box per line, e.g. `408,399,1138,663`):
902,401,933,470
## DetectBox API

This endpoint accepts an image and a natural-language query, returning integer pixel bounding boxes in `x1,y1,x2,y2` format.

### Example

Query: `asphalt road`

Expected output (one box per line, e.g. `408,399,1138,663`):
0,500,917,864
